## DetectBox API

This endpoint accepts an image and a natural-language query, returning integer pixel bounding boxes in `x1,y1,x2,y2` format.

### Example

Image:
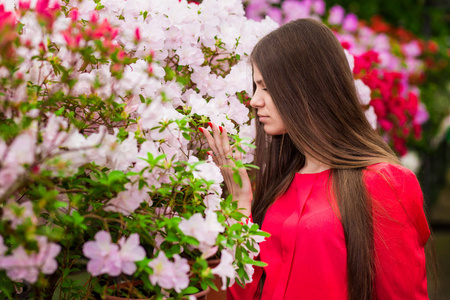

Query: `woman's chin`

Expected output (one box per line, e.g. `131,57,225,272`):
263,126,286,136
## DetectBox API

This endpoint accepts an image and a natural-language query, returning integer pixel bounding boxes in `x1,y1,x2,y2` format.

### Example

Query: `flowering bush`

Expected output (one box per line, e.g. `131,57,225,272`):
245,0,431,156
0,0,278,298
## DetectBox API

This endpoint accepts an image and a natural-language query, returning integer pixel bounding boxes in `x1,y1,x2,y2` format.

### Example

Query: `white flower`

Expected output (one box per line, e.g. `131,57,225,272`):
344,49,354,71
212,249,235,290
400,151,421,173
171,255,190,292
355,79,372,105
365,106,378,130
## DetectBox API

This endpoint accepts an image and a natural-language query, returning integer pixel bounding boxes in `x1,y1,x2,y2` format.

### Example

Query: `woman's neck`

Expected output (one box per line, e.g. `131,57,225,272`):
298,154,331,174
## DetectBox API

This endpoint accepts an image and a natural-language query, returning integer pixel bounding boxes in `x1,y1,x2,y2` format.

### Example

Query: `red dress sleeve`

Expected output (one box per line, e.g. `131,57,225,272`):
365,163,430,299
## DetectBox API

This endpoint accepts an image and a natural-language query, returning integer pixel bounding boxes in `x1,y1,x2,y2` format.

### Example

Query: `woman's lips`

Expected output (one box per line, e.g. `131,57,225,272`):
258,115,269,122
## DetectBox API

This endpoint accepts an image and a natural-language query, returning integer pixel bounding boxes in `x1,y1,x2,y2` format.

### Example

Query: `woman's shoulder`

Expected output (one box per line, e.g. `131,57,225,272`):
363,162,417,187
363,162,423,210
363,164,429,246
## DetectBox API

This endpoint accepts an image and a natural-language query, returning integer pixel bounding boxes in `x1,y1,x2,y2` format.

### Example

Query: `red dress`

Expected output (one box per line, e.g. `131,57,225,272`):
228,163,430,300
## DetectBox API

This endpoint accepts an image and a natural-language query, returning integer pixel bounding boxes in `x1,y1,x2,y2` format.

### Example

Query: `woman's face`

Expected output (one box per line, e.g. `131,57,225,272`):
250,65,286,135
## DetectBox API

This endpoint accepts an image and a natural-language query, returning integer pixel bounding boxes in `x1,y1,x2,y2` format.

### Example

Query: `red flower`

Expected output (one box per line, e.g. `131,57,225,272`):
370,98,386,118
393,136,407,156
413,123,422,140
379,119,393,131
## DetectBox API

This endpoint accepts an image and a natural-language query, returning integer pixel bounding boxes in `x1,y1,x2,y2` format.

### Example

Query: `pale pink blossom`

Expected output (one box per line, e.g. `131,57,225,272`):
104,183,152,215
83,231,145,277
2,246,40,283
0,166,22,195
402,41,421,58
148,251,176,290
83,231,121,276
117,233,147,275
178,211,224,258
4,129,36,166
34,236,61,274
414,103,429,125
41,114,69,153
212,250,235,290
171,255,190,292
0,236,60,284
2,201,38,229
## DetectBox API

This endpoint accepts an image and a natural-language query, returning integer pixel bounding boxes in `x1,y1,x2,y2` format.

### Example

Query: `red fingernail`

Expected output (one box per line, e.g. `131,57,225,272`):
207,151,211,156
198,127,204,133
208,122,213,128
219,126,223,133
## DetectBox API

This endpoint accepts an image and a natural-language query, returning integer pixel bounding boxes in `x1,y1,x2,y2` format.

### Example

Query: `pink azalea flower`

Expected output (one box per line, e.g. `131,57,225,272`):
148,252,190,292
282,1,310,23
312,0,325,15
104,183,151,215
342,13,358,32
266,7,282,24
83,231,120,276
328,5,345,25
118,233,146,275
402,41,421,58
148,251,177,290
1,236,60,284
414,103,429,125
35,236,61,274
4,130,36,166
2,246,40,283
2,201,38,229
83,231,146,277
179,211,224,258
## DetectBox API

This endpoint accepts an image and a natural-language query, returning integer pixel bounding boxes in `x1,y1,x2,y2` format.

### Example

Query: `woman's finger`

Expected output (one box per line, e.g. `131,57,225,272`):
220,126,233,161
199,127,220,162
209,122,226,165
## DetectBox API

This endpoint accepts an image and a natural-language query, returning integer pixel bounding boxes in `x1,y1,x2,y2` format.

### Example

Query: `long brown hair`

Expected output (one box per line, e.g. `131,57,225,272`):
250,19,400,300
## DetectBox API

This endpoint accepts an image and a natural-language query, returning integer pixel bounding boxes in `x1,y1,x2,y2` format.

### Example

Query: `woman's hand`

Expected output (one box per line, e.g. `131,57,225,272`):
199,122,253,217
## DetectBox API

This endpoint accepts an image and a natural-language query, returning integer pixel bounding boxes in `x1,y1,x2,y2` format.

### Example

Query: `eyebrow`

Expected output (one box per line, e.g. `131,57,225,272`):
255,79,265,85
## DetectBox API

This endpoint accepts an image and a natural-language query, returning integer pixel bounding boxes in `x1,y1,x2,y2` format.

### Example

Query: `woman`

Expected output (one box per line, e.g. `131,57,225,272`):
199,19,431,300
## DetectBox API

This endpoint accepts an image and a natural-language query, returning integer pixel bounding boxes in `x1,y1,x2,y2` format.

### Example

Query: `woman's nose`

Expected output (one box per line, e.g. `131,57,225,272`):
250,91,264,108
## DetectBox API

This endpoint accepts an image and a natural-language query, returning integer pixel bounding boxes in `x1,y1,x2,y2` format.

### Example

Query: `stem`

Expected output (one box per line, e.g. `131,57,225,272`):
78,60,89,72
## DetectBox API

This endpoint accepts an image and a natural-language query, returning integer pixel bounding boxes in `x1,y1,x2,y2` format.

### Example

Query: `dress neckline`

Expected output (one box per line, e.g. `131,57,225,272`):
296,168,331,176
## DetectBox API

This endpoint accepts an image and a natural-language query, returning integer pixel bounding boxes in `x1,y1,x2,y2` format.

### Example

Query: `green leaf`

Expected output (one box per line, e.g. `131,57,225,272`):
182,132,191,141
183,286,200,294
232,172,243,188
